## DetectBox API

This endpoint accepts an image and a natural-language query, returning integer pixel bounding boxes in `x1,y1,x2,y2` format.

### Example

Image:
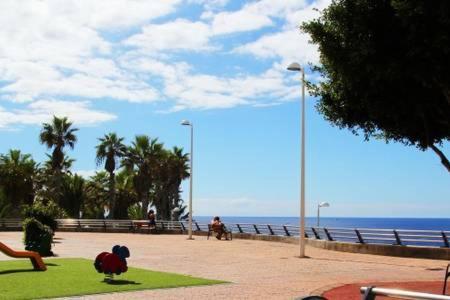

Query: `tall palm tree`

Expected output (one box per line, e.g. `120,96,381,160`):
122,135,164,218
95,133,126,219
0,149,36,216
39,116,78,173
39,116,78,203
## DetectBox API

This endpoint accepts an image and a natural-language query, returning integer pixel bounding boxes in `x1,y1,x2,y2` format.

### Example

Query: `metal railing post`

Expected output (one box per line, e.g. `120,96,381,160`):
311,227,321,239
237,224,243,233
323,228,333,241
442,232,449,248
194,222,201,231
267,225,274,235
283,225,291,236
355,229,365,244
393,230,402,245
253,224,260,234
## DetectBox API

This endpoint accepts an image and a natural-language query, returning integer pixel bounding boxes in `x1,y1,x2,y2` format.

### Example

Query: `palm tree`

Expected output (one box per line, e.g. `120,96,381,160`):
152,147,189,220
60,174,86,218
114,170,137,219
95,133,126,219
0,149,36,216
122,135,164,218
84,171,109,219
39,116,78,173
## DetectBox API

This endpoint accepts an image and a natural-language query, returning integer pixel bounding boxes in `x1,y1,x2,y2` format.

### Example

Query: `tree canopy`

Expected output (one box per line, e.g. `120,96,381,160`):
302,0,450,172
0,116,189,220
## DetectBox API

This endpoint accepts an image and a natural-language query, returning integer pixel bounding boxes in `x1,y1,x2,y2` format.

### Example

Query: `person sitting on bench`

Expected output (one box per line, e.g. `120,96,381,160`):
211,216,229,240
147,209,156,229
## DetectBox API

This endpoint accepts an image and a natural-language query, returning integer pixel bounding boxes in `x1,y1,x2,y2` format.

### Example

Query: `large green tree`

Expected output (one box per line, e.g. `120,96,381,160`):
122,135,164,218
95,133,126,218
0,149,37,216
302,0,450,172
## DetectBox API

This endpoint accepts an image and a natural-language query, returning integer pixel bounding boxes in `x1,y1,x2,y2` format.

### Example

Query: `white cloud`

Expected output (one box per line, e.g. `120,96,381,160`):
124,19,213,52
121,55,296,110
234,29,320,65
210,10,273,35
232,0,331,65
188,0,229,11
0,100,116,129
0,0,326,120
204,0,309,35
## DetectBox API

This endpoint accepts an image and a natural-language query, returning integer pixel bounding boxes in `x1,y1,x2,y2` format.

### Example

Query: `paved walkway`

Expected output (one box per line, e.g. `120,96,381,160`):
0,231,447,299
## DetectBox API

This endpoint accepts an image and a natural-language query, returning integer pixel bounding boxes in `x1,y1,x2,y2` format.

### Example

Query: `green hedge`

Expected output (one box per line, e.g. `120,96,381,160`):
23,217,53,256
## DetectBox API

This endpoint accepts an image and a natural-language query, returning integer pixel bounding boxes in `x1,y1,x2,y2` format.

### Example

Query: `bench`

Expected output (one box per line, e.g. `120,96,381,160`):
0,219,22,231
207,223,232,240
132,220,157,234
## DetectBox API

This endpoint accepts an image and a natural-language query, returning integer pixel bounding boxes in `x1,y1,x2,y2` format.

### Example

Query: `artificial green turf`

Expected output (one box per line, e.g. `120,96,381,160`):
0,258,225,300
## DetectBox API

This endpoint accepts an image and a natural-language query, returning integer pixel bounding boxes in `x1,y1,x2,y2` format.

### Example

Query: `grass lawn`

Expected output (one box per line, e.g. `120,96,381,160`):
0,258,225,299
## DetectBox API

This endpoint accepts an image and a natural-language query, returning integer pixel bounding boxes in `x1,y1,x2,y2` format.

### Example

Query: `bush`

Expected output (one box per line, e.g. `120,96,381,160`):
23,217,53,256
22,200,65,231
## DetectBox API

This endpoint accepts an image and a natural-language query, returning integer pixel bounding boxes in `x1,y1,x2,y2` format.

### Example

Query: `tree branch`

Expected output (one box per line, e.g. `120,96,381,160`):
430,144,450,173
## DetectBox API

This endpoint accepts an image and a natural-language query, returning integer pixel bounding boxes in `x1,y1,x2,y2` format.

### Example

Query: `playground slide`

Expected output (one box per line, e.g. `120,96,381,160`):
0,242,46,271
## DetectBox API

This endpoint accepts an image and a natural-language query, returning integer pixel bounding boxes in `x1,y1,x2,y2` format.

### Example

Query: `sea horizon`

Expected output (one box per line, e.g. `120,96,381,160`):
193,216,450,231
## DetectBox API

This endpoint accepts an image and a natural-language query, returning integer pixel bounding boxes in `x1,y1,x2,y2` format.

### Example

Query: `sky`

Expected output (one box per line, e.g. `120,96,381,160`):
0,0,448,218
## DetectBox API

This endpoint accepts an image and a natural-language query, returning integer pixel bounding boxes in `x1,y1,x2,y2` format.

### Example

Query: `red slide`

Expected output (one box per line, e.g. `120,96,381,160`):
0,241,46,271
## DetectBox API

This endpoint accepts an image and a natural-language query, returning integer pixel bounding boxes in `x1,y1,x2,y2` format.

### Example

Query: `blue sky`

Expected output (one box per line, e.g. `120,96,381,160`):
0,0,448,217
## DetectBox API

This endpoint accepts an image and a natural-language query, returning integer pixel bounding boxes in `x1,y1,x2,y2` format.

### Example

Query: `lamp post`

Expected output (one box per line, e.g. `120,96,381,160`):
181,120,194,240
287,62,306,258
317,202,330,227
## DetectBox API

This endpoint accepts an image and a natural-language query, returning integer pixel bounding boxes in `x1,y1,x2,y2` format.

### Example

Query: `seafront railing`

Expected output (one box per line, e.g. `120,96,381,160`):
1,219,449,248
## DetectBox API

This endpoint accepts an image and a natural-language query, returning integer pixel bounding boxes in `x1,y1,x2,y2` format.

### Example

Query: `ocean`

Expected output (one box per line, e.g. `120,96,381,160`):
193,216,450,230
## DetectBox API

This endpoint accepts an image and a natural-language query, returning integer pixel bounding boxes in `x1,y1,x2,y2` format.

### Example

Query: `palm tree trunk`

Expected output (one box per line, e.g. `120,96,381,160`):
141,194,149,219
108,172,115,219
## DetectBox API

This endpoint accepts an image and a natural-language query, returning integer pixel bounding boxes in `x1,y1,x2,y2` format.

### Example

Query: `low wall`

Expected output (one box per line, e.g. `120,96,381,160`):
205,232,450,260
305,238,450,260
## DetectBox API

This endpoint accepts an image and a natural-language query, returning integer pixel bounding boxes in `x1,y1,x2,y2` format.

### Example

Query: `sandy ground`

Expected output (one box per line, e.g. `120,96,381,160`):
0,231,447,299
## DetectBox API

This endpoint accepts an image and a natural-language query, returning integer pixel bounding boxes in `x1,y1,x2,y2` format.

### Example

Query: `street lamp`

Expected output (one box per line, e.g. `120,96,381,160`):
317,202,330,227
287,62,306,258
181,119,194,240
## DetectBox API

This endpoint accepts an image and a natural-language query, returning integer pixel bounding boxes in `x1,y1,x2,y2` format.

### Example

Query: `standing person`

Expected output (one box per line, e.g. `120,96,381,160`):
147,209,156,229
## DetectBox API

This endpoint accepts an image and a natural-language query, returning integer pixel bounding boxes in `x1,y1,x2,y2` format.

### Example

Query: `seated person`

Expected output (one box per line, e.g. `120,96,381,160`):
210,216,229,240
147,209,156,229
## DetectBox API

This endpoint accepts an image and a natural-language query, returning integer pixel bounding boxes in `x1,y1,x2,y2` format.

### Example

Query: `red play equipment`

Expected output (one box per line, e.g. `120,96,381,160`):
0,241,47,271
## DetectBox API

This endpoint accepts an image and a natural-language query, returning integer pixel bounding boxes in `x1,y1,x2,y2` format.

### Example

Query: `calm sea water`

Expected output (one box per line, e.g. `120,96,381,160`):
194,216,450,230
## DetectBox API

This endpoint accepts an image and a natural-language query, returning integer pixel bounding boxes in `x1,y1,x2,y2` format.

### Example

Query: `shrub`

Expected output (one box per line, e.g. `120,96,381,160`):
23,217,53,256
22,200,65,231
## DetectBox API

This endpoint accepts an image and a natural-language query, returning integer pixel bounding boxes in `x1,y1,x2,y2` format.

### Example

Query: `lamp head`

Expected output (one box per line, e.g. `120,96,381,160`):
319,202,330,208
287,62,302,72
181,120,191,126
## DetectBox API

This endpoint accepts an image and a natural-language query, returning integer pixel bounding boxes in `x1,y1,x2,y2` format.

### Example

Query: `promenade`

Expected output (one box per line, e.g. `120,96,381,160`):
0,231,446,299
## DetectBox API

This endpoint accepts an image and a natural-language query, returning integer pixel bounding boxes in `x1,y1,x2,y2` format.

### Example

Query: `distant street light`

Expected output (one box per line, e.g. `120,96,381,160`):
181,120,194,240
287,62,306,258
317,202,330,227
